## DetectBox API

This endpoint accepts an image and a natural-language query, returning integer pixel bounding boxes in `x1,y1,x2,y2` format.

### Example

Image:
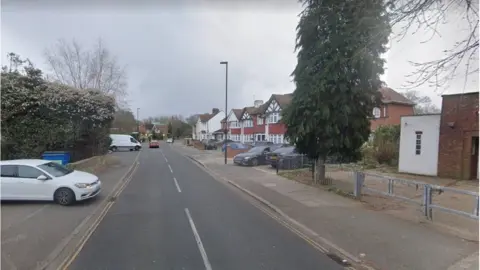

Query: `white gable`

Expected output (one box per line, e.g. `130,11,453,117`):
226,110,237,122
207,111,224,132
242,112,251,119
266,100,280,113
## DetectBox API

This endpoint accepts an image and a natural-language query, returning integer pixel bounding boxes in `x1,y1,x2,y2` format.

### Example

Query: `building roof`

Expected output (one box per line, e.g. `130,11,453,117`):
222,108,243,122
245,106,259,115
272,93,293,108
441,91,479,97
379,87,415,105
198,113,212,122
199,110,221,122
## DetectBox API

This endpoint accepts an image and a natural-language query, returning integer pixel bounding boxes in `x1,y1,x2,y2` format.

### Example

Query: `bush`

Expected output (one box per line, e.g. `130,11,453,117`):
361,125,400,166
1,62,115,162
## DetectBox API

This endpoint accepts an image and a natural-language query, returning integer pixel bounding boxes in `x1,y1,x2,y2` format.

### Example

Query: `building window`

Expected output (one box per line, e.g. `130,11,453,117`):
229,121,239,128
372,107,381,118
244,120,253,127
415,131,422,155
257,117,264,125
268,113,280,124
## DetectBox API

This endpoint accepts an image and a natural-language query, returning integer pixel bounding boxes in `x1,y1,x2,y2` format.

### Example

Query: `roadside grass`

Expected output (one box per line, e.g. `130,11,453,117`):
278,169,355,198
67,155,121,175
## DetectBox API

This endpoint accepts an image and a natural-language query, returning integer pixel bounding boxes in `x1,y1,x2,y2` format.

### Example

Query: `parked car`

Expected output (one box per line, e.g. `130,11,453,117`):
278,151,312,170
249,141,274,147
233,146,272,166
266,146,298,168
0,159,102,206
166,138,173,143
204,139,218,150
149,140,160,148
110,134,142,152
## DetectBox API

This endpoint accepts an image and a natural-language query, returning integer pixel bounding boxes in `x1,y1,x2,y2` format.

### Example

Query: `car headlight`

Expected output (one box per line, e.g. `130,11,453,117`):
75,183,92,188
244,156,250,160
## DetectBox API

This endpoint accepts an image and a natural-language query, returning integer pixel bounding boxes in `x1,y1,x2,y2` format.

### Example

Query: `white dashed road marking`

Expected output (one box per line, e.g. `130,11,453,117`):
185,208,212,270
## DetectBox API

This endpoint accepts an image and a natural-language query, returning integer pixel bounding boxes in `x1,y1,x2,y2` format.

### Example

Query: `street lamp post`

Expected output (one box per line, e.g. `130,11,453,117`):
136,108,140,135
220,61,228,165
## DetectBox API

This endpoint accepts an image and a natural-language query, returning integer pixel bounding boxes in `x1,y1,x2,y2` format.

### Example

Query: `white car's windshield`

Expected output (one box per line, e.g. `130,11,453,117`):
38,162,73,177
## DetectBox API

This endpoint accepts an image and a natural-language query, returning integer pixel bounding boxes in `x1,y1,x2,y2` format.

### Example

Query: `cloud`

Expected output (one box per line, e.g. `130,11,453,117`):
1,3,301,117
2,1,475,117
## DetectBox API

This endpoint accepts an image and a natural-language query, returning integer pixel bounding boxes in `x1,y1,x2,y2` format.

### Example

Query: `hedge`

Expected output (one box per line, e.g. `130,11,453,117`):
1,65,115,162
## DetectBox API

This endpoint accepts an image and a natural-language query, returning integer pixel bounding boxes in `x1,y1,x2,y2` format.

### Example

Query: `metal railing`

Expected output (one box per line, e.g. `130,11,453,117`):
355,172,479,221
275,156,313,172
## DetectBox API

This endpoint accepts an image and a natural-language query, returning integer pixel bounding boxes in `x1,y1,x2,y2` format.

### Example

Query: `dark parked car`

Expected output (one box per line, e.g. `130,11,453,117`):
249,141,273,147
277,151,312,170
233,146,272,166
203,139,218,150
266,146,298,168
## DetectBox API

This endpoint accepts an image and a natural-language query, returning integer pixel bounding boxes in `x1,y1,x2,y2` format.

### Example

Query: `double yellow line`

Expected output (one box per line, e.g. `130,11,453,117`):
58,160,140,270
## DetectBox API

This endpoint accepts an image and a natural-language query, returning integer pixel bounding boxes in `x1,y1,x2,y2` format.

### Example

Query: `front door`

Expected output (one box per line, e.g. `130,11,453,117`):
471,136,479,180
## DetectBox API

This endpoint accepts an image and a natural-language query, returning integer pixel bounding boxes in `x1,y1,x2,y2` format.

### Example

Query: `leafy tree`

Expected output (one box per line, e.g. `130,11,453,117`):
1,54,115,161
175,128,182,139
186,114,199,126
111,109,137,133
402,90,440,114
167,122,173,136
283,0,390,184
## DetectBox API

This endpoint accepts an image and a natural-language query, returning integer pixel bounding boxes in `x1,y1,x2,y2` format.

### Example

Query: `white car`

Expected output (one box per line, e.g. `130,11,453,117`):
166,138,173,143
0,159,102,206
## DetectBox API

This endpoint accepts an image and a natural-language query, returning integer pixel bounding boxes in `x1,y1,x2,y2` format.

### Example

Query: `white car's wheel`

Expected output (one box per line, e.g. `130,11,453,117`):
54,188,76,206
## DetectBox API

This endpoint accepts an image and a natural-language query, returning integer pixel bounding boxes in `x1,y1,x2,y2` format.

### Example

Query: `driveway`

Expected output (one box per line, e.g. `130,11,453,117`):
1,151,139,270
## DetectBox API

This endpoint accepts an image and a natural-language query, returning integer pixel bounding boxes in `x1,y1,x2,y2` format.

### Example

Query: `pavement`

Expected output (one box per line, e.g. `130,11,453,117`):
66,143,346,270
1,151,139,270
174,144,479,270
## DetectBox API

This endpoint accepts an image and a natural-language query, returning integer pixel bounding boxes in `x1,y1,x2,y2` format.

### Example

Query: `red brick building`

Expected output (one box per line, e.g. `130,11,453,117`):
220,87,413,144
370,87,416,130
437,92,479,180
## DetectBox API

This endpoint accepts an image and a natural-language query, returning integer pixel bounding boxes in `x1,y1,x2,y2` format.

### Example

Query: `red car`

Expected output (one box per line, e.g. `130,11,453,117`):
149,140,160,148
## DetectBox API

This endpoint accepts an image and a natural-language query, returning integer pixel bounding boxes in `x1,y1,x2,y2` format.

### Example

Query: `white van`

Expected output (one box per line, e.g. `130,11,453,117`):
109,134,142,152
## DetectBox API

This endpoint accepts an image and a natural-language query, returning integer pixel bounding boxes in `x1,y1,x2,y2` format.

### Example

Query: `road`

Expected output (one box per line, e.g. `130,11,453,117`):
67,144,344,270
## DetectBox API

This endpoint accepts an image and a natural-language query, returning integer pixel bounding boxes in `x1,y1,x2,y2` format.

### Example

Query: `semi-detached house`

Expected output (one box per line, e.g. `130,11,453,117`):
220,87,414,145
193,108,224,140
221,94,293,144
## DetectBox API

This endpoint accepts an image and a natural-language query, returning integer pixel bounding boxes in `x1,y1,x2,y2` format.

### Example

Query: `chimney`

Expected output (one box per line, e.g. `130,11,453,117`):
254,100,264,108
212,108,220,114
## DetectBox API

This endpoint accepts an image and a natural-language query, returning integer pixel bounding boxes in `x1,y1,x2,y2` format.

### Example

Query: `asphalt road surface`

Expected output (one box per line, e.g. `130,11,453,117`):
68,144,344,270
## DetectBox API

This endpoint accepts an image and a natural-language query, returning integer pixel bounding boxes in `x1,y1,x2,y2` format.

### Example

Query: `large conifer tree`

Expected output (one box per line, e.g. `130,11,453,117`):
283,0,391,183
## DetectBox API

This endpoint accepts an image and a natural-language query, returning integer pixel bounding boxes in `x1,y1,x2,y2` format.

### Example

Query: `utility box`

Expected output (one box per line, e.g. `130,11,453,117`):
42,151,71,165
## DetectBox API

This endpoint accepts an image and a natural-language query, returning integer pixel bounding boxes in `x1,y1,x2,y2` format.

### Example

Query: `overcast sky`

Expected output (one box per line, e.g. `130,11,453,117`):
1,1,478,118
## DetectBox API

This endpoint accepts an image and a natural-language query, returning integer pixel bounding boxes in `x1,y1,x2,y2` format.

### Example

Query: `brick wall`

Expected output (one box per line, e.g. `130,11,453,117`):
225,147,249,158
268,123,287,135
370,104,415,130
437,92,479,179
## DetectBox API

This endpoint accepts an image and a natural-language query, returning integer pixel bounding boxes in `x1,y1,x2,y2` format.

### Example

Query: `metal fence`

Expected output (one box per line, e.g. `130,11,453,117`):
276,156,313,171
355,172,479,221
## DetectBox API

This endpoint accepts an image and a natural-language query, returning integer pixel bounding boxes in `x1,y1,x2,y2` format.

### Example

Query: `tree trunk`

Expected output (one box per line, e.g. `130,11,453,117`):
311,161,316,184
316,157,330,185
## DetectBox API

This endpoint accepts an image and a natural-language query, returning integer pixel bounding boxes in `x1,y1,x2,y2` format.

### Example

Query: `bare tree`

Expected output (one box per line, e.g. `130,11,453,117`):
388,0,478,90
44,38,128,103
402,90,441,114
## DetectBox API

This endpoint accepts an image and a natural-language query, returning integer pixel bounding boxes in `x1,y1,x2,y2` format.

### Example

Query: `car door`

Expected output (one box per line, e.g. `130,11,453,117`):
17,165,53,200
260,147,271,164
1,165,19,200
